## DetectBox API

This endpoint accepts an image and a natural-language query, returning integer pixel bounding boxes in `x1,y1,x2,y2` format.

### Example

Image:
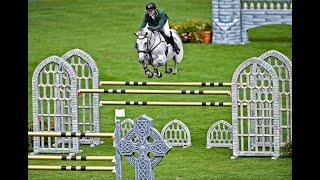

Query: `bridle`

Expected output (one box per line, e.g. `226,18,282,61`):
135,31,166,61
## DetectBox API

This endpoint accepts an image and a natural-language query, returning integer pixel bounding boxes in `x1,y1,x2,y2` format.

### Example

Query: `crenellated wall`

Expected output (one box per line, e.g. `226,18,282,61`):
212,0,242,44
212,0,292,44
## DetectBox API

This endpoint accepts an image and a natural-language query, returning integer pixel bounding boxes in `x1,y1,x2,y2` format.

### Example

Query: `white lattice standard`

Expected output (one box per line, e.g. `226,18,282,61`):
231,57,280,159
259,50,292,146
206,120,232,148
61,49,101,147
32,56,79,154
161,119,191,148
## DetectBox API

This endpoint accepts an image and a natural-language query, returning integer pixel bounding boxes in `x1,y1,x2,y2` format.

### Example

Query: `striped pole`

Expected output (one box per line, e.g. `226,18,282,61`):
99,81,234,87
28,165,115,172
28,132,115,138
28,155,115,162
78,89,231,96
100,101,233,106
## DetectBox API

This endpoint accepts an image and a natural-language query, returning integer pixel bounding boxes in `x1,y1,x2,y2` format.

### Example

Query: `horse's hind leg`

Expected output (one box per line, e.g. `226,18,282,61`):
165,62,172,74
173,57,177,75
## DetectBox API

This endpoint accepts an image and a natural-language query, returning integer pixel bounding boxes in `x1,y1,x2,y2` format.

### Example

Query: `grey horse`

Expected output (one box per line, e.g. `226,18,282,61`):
134,26,184,78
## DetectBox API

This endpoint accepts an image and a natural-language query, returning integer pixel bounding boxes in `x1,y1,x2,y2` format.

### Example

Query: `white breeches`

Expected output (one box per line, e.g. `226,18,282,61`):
162,20,171,37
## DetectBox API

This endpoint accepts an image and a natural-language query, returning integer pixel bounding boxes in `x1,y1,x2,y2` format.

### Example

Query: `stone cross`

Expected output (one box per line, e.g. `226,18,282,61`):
116,115,172,180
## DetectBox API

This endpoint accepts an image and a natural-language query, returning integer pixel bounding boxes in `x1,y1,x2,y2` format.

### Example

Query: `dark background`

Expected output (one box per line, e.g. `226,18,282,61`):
1,0,27,179
0,0,316,179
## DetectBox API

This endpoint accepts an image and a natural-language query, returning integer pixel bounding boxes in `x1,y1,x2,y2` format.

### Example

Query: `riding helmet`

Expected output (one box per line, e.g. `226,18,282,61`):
146,2,156,10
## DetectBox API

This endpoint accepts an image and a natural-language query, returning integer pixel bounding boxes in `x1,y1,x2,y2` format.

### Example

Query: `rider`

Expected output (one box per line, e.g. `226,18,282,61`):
140,2,180,54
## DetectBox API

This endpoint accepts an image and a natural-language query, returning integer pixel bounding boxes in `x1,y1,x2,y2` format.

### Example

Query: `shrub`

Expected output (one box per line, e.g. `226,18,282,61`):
281,138,292,157
170,18,212,43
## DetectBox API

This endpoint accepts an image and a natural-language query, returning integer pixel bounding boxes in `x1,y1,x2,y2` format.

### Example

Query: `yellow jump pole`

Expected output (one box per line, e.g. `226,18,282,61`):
28,132,115,138
100,101,233,106
78,89,231,96
28,155,116,162
28,165,115,172
99,81,234,87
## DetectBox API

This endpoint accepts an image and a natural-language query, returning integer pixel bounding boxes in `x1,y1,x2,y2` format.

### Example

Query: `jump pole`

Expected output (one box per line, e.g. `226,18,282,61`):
28,165,115,172
28,155,115,162
78,89,231,96
99,81,234,87
28,132,115,138
100,101,233,106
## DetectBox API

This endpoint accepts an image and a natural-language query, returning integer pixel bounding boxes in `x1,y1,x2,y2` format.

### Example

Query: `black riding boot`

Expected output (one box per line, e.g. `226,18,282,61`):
167,34,180,54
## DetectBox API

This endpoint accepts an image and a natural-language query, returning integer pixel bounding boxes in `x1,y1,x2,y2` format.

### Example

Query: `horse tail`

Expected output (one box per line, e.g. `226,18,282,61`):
171,29,184,64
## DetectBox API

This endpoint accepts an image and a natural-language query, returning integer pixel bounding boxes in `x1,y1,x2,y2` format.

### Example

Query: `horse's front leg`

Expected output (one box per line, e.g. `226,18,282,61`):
153,65,162,78
140,61,153,78
152,55,167,78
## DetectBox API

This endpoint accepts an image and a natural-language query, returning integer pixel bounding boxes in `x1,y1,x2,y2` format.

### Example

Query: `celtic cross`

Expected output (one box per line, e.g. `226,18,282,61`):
116,115,172,180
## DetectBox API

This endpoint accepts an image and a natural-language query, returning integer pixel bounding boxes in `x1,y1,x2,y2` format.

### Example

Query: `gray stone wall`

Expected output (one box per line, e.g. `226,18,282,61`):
212,0,242,44
241,9,292,42
212,0,292,44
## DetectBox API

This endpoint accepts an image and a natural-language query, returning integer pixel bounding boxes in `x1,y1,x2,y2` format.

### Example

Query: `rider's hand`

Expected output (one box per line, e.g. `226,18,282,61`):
148,26,156,31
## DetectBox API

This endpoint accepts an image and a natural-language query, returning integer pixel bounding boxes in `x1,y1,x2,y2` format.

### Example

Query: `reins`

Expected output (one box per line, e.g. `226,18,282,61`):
136,31,166,61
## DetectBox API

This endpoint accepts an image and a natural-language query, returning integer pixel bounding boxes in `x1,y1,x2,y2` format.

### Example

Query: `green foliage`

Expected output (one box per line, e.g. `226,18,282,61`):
28,119,33,131
170,18,212,43
28,119,33,152
170,18,212,34
284,139,292,150
281,139,292,157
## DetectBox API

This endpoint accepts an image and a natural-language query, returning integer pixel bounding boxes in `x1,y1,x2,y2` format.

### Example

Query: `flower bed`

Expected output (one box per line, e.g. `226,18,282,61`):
170,18,212,43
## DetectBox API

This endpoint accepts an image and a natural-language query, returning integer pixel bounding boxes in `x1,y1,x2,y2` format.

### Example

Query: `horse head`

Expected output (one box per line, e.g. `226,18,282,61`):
134,27,153,62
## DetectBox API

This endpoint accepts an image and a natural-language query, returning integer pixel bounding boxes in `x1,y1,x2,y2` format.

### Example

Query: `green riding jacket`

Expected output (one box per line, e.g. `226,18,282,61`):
140,9,168,31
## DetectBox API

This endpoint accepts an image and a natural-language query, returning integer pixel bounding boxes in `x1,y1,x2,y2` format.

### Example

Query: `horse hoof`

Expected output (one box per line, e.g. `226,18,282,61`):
165,68,172,74
173,72,177,75
145,71,153,78
154,71,162,78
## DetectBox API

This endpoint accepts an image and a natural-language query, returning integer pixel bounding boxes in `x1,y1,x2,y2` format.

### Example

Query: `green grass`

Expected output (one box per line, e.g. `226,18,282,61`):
28,0,292,179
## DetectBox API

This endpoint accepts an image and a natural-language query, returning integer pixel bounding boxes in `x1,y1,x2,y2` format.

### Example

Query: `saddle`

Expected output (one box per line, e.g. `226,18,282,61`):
159,31,169,56
159,30,180,54
159,30,171,45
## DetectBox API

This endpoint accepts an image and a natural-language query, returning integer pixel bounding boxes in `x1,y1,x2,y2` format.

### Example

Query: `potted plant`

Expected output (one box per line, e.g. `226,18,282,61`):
202,21,212,44
170,18,212,44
